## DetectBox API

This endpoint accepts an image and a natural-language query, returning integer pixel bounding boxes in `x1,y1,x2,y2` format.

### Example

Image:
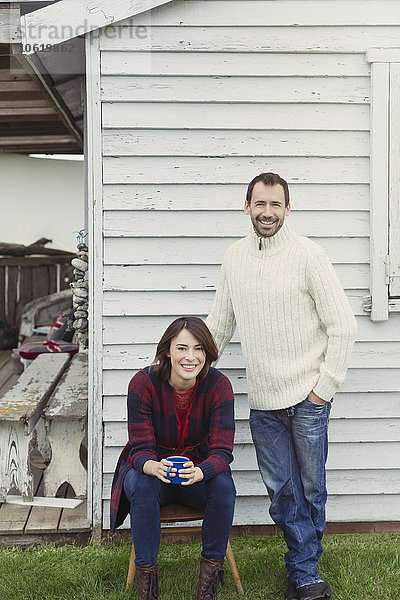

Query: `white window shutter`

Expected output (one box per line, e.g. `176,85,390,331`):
389,63,400,298
370,62,389,321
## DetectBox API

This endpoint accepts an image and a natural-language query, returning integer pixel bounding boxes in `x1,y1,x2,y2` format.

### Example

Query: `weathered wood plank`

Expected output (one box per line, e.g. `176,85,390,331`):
101,75,370,104
101,51,370,77
103,391,400,422
24,505,61,534
228,495,400,526
104,440,400,473
0,81,41,93
102,289,367,319
120,1,400,27
323,494,400,523
0,266,5,322
101,263,368,293
6,266,18,327
235,419,400,444
103,102,370,131
0,107,58,118
0,353,70,432
0,67,29,82
233,469,400,496
21,0,170,47
0,351,11,371
356,315,400,341
99,25,400,53
0,97,52,109
103,209,369,237
0,356,17,398
102,468,400,499
0,501,30,535
0,134,76,145
105,263,369,293
44,353,88,420
103,156,369,185
58,499,89,532
103,183,369,211
105,416,400,445
103,365,400,394
221,368,400,395
32,265,50,299
16,267,33,329
102,129,370,158
0,257,74,268
104,236,369,266
102,492,400,526
0,6,20,43
0,373,19,400
102,340,397,370
102,292,213,317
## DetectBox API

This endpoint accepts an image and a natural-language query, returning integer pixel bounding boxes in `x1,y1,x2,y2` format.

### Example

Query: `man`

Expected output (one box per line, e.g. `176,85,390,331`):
206,172,357,600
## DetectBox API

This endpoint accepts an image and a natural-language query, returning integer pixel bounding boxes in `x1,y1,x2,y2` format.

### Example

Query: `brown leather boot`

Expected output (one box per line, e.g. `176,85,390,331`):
194,557,225,600
135,564,159,600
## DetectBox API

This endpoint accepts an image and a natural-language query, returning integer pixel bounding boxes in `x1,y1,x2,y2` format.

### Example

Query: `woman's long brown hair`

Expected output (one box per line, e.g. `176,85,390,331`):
152,316,218,383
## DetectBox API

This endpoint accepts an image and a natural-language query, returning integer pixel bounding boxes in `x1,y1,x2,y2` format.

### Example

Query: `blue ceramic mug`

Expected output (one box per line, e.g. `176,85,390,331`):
166,455,190,484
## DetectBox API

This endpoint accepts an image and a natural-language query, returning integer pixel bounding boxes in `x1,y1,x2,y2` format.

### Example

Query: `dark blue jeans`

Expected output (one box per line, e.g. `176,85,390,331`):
123,469,236,565
249,398,331,588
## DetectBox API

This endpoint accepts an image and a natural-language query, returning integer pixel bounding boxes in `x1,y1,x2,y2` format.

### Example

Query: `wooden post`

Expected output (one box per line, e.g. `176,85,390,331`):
86,30,103,541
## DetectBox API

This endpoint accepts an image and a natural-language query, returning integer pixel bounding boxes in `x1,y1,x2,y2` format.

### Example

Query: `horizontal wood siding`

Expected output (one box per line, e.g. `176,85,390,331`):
99,0,400,528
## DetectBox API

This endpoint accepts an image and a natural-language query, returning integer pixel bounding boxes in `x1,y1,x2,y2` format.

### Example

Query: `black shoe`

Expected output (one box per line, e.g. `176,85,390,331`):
298,582,333,600
285,579,299,600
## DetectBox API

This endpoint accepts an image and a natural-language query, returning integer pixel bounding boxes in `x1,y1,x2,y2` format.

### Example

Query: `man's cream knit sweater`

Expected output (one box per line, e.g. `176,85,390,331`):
206,222,357,411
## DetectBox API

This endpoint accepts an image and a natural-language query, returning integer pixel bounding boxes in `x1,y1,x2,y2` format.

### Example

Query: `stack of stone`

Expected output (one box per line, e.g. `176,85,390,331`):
71,242,88,349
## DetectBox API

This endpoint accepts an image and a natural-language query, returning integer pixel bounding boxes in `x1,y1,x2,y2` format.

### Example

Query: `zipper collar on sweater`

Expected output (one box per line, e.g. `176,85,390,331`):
249,221,296,257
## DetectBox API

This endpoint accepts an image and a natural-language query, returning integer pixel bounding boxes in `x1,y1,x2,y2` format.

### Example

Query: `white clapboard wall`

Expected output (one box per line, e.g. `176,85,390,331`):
97,0,400,529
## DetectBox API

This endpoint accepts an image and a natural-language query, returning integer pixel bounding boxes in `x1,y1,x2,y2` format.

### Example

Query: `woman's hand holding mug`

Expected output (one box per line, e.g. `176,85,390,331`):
143,458,175,483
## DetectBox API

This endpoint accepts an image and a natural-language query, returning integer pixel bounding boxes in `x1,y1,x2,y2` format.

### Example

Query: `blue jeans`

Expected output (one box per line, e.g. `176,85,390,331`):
123,469,236,565
249,398,331,588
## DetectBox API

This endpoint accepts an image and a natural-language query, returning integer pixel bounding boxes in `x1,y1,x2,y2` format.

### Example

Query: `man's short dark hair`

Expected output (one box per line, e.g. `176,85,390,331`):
246,172,290,207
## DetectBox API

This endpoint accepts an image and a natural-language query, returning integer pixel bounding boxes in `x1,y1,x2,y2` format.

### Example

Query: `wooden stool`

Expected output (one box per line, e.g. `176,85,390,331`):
126,502,243,594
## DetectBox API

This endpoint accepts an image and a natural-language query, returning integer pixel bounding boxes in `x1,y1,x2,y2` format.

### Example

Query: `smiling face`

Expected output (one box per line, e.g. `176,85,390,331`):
244,182,290,238
167,328,206,392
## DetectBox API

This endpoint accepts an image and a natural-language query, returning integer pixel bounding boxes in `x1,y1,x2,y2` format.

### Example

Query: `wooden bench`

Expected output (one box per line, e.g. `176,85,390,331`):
0,353,71,502
41,353,88,499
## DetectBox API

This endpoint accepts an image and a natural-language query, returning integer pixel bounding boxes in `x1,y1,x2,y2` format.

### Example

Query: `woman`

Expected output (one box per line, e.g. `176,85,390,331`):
110,317,236,600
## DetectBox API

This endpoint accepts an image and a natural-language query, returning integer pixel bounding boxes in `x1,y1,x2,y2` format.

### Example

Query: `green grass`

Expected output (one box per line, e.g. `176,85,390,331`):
0,534,399,600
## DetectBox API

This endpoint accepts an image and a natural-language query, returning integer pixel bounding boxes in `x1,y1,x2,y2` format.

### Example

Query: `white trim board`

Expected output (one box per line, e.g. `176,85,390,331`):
367,48,400,63
367,48,400,318
21,0,172,50
5,495,83,509
389,64,400,297
85,31,104,541
369,62,390,322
